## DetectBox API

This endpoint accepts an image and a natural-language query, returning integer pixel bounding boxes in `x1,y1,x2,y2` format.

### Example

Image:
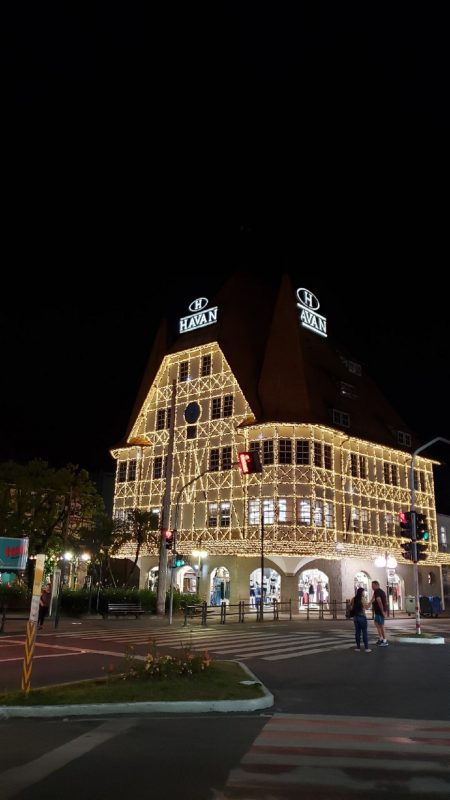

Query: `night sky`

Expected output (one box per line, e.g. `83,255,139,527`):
2,7,450,505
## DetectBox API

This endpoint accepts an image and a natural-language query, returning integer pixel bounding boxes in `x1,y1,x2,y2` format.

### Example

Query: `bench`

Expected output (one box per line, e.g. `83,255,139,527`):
102,602,144,619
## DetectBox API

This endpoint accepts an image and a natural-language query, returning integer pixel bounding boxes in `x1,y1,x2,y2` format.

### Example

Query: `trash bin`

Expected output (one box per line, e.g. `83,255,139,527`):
419,595,433,617
405,595,415,615
430,596,442,617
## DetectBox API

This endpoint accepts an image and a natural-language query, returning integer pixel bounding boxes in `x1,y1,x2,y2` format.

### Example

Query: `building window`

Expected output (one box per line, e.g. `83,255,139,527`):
398,430,411,447
220,502,231,527
324,501,333,528
263,499,274,524
118,462,127,483
314,500,324,527
250,441,260,455
351,507,360,532
383,463,390,484
209,448,220,472
221,446,232,470
359,455,367,479
186,425,197,439
324,444,332,470
128,460,137,481
208,503,218,526
201,354,211,376
179,361,189,382
249,499,260,525
361,509,369,533
313,442,322,468
223,395,233,417
156,409,166,431
391,464,398,486
333,409,350,428
340,381,357,398
263,440,274,465
385,512,395,535
350,454,358,478
298,499,311,524
211,397,221,419
296,440,309,465
279,439,292,464
278,498,294,523
153,457,163,479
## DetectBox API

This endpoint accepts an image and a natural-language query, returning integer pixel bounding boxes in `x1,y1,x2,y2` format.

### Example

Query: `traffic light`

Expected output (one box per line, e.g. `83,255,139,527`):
416,513,429,541
238,451,263,474
398,511,413,537
415,542,428,561
174,553,185,567
401,541,415,560
164,529,174,550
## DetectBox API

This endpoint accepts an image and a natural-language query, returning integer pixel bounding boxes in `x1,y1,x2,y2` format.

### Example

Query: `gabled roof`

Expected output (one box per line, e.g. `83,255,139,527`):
118,272,416,452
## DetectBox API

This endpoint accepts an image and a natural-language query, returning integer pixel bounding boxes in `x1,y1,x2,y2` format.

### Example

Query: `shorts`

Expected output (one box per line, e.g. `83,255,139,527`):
374,613,385,625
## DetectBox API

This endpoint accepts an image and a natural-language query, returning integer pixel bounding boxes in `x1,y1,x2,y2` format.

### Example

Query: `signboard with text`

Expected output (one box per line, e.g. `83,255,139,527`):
0,537,29,570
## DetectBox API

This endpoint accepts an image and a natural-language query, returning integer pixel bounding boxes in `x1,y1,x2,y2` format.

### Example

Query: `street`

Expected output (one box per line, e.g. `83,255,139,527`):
1,614,450,798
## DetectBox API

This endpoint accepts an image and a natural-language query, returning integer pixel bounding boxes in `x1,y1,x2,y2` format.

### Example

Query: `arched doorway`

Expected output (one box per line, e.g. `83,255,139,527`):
249,568,281,607
387,572,404,612
298,568,329,609
210,566,230,605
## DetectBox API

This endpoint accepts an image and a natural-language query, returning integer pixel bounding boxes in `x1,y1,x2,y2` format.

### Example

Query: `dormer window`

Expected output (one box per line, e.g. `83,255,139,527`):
397,430,411,447
333,409,350,428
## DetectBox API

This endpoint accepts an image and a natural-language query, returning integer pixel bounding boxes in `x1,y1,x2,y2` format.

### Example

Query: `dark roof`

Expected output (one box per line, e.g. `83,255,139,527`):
118,272,416,452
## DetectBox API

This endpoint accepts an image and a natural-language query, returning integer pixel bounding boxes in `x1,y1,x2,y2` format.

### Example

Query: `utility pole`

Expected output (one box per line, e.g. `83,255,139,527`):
259,512,265,622
410,436,450,636
156,379,177,616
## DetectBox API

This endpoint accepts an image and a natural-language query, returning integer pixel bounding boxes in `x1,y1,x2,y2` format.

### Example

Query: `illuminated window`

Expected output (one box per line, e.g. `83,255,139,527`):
186,425,197,439
156,409,165,431
208,503,218,526
279,439,292,464
128,460,137,481
118,462,127,483
385,512,395,535
220,502,231,527
201,354,211,376
324,501,333,528
208,502,231,527
361,509,369,533
263,499,274,524
298,499,311,524
249,499,260,525
179,361,189,382
314,500,324,526
153,457,163,479
296,440,309,465
351,507,360,532
278,498,294,522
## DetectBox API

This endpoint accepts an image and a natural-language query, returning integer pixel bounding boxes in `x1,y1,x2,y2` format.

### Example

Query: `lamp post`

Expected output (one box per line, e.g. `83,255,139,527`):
410,436,450,635
192,546,208,598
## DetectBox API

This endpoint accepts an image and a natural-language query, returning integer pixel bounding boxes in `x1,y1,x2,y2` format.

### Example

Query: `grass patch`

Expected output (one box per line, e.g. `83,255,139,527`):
0,662,264,706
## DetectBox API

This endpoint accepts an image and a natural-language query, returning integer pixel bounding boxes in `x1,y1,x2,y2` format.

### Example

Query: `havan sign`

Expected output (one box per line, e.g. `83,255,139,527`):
296,288,327,338
179,297,218,334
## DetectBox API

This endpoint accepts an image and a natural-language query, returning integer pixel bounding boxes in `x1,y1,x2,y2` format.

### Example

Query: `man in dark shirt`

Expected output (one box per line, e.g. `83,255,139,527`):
371,580,388,646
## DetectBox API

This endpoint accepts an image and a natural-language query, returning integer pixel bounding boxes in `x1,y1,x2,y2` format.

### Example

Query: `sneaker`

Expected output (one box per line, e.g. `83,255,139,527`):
375,639,383,645
354,648,361,652
379,640,388,647
364,649,372,653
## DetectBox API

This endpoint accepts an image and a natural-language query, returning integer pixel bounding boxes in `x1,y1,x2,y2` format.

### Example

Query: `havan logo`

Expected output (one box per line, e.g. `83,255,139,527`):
296,287,327,338
179,297,218,334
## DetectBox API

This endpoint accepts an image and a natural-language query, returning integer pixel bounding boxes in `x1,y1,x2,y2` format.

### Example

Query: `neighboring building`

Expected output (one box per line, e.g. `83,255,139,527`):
111,274,450,609
437,513,450,608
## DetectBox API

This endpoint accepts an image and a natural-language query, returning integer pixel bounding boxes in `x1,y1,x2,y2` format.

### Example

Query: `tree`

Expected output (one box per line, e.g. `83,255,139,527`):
111,509,159,584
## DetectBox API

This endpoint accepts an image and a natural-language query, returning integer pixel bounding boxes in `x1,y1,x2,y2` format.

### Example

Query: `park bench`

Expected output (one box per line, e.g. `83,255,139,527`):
102,602,144,619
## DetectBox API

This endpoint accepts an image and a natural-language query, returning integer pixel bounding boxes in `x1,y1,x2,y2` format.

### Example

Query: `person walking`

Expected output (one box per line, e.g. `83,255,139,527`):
350,587,371,652
38,584,51,630
371,580,388,646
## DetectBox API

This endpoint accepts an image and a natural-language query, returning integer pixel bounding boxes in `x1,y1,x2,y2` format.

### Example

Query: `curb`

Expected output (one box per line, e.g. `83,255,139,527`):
0,662,274,719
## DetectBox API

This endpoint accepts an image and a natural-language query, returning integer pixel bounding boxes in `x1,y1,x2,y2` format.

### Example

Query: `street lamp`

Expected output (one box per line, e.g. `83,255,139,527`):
192,548,208,597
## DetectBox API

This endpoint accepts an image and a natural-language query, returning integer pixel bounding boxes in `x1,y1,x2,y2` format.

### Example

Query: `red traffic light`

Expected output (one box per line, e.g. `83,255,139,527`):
164,529,174,549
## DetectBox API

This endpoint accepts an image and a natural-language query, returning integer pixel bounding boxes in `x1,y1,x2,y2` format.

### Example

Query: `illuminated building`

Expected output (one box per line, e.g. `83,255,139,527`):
111,275,449,609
